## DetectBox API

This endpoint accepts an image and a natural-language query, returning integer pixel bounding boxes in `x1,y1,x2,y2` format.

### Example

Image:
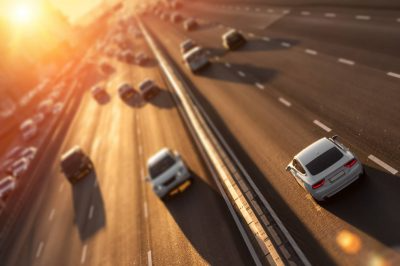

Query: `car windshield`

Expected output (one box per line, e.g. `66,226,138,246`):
305,147,344,175
149,154,176,179
227,33,240,43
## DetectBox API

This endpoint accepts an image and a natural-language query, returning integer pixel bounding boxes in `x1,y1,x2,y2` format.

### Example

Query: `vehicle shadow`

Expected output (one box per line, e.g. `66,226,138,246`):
146,89,175,109
198,62,278,85
170,67,335,265
321,165,400,249
162,172,253,265
71,168,106,241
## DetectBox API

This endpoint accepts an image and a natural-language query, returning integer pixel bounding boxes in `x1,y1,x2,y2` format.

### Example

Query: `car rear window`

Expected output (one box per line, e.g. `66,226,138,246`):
149,154,176,179
305,147,343,175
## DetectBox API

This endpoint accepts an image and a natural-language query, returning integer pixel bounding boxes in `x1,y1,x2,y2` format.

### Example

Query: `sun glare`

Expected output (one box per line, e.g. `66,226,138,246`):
8,2,37,26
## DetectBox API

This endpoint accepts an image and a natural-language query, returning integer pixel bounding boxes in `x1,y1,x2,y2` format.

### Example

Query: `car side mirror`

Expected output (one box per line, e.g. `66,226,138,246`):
285,165,291,172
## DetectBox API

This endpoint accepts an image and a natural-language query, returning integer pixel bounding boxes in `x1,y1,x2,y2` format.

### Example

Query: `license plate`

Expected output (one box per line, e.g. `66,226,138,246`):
179,180,191,192
330,171,344,182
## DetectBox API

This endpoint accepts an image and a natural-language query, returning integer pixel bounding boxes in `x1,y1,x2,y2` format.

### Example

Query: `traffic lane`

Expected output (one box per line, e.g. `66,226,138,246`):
150,15,400,168
182,3,400,72
144,17,400,264
130,39,254,265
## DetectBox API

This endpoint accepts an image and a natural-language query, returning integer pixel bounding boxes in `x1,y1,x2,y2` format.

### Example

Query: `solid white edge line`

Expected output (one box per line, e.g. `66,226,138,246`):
279,97,292,107
81,245,88,264
368,155,398,175
255,82,265,90
313,120,332,132
355,15,371,20
36,241,44,258
305,49,318,55
237,71,246,77
338,58,355,65
387,72,400,79
147,250,152,266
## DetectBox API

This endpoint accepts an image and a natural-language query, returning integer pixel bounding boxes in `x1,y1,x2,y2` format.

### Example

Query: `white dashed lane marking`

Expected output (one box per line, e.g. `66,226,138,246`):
313,120,332,132
281,42,291,48
387,72,400,79
81,245,88,264
36,241,44,258
48,209,55,221
325,13,336,18
225,62,231,68
262,37,271,42
305,49,318,55
144,202,148,219
279,97,292,107
255,82,265,90
301,11,311,16
283,10,290,14
88,205,94,220
247,32,255,37
147,250,152,266
338,58,355,66
397,18,400,23
355,15,371,20
368,155,398,175
267,9,274,13
237,71,246,77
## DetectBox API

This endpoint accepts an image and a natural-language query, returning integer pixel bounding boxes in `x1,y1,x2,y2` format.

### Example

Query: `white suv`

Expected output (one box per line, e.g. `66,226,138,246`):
146,148,191,199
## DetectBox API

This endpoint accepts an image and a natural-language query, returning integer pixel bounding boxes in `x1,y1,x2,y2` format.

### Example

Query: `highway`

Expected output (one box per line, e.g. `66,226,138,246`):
0,23,252,265
142,2,400,265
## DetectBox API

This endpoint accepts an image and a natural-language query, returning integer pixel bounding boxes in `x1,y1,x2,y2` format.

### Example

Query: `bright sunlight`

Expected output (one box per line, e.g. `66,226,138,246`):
7,2,38,26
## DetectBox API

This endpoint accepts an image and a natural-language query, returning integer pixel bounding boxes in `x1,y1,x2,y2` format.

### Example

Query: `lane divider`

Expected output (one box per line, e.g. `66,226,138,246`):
387,72,400,79
313,120,332,132
338,58,355,66
305,49,318,55
278,98,292,107
355,15,371,21
139,18,310,266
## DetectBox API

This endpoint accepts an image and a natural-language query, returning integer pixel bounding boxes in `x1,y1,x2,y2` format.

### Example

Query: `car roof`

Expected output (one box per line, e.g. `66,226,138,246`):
183,46,203,59
295,137,337,165
139,79,154,88
147,148,173,167
181,39,194,47
223,29,239,38
61,146,83,161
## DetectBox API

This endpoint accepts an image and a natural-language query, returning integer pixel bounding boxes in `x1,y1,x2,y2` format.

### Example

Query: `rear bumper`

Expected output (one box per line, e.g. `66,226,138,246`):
154,173,191,198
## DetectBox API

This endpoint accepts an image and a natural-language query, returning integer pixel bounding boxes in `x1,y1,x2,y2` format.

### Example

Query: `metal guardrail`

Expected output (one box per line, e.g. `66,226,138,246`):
138,18,310,266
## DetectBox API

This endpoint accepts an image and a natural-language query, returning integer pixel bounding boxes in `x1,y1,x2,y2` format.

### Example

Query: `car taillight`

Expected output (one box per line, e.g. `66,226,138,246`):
344,159,357,168
312,179,325,189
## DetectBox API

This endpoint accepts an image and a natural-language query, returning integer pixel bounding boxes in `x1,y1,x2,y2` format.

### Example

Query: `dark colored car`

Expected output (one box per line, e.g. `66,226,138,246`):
222,29,246,50
61,146,93,184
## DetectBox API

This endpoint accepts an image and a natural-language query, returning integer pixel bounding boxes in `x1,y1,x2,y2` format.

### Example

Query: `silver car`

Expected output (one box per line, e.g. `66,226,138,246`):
183,46,209,73
146,148,191,199
286,136,364,202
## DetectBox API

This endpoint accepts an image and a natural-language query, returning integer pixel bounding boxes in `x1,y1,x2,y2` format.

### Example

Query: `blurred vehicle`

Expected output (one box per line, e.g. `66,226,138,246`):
20,119,37,141
222,29,246,50
37,99,53,114
118,83,139,102
183,18,198,31
146,148,191,199
32,112,45,124
160,12,170,21
105,47,115,57
122,50,135,63
5,146,23,160
91,85,109,104
135,52,149,66
0,176,17,201
183,46,209,73
171,0,182,9
139,79,160,101
52,102,64,115
286,136,364,202
171,12,183,23
180,39,196,55
20,147,37,161
9,157,29,178
61,146,93,184
99,62,114,75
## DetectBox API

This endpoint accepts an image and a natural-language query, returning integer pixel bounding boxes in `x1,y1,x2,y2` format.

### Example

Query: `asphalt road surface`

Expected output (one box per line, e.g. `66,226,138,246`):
0,25,253,266
142,2,400,265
